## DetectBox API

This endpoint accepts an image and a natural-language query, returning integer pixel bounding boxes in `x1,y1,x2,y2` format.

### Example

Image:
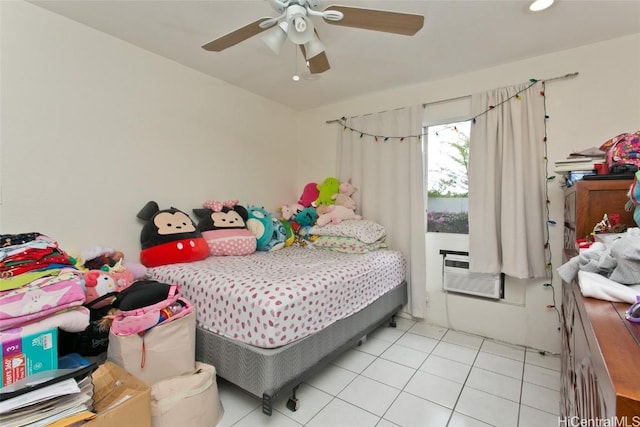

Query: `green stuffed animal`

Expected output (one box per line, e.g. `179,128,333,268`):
314,177,340,207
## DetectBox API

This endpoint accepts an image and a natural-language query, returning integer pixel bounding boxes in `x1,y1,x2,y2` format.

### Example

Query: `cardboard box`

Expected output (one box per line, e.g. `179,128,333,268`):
1,328,58,388
84,361,151,427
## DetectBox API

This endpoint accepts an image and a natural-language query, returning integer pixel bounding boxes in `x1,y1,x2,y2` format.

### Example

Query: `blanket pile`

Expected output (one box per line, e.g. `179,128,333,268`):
0,233,89,341
557,228,640,303
308,219,388,253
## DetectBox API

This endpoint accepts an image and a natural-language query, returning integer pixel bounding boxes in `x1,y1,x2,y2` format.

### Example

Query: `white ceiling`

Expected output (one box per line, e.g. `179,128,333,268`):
29,0,640,111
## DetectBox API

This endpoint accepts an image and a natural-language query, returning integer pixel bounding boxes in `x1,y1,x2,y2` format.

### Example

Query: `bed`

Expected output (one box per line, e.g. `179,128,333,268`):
147,245,407,415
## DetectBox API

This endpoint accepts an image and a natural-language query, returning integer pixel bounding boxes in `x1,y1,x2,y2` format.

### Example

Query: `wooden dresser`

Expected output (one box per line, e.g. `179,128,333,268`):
563,179,635,249
560,178,640,421
561,279,640,419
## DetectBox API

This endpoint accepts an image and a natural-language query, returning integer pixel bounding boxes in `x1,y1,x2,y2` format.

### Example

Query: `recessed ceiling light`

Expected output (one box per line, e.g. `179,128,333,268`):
529,0,554,12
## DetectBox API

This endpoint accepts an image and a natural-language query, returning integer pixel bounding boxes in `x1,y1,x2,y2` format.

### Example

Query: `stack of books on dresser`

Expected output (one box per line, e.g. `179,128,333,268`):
555,147,606,185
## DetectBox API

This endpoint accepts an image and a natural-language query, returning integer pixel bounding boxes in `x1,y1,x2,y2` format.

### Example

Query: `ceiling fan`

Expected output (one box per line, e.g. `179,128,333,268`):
201,0,424,74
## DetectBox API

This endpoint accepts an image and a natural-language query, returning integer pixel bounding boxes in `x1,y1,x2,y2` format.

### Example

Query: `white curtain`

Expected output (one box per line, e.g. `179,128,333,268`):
337,106,427,318
468,82,549,278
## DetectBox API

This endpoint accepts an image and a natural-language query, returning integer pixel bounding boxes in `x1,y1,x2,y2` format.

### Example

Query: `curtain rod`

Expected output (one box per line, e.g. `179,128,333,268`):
325,72,579,124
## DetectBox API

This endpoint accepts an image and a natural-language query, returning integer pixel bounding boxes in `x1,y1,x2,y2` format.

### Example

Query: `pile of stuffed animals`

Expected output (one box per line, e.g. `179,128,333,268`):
135,177,363,268
282,177,361,225
71,246,148,307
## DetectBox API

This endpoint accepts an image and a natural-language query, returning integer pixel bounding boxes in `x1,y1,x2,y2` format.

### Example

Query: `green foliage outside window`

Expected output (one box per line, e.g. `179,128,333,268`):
426,210,469,233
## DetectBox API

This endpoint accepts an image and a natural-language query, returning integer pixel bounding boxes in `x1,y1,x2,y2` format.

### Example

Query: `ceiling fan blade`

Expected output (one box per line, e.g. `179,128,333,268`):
299,43,330,74
306,51,331,74
323,5,424,36
202,18,275,51
299,30,330,74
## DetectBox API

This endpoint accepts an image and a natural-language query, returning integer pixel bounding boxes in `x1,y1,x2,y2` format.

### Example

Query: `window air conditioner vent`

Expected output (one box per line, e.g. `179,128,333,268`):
442,253,504,299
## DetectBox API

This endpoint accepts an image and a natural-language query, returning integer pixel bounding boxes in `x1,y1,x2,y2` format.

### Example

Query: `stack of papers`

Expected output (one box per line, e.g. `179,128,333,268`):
0,355,97,427
0,377,94,427
554,147,606,173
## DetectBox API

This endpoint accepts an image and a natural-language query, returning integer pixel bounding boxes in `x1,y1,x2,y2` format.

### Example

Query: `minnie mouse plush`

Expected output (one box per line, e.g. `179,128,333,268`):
193,200,257,256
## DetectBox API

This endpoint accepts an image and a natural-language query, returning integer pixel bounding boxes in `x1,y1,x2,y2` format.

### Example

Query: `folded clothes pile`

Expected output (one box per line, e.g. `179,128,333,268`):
558,228,640,302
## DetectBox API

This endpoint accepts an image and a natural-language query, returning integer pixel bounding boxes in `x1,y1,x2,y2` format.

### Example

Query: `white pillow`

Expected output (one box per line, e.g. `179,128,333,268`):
309,219,386,244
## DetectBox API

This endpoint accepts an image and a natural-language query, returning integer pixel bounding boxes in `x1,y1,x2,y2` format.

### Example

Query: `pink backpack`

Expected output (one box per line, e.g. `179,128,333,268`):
110,280,193,336
599,131,640,168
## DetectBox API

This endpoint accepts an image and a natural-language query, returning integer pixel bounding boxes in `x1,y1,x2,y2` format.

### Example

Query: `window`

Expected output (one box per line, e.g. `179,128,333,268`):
426,120,471,234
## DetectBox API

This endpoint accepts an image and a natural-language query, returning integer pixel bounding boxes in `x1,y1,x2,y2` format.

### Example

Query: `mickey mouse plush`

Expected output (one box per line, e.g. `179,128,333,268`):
137,201,209,267
193,200,257,256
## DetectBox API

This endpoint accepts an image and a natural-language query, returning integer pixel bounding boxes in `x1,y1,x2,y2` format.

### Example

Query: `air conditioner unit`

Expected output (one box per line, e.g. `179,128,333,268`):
442,253,503,299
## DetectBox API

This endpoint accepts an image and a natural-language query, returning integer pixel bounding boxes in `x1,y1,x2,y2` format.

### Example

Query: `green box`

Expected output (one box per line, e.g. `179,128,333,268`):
2,328,58,388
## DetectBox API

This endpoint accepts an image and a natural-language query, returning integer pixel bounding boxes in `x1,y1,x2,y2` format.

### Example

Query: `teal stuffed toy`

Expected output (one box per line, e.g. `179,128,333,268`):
314,177,340,206
626,170,640,227
246,206,286,251
294,207,318,226
246,206,274,250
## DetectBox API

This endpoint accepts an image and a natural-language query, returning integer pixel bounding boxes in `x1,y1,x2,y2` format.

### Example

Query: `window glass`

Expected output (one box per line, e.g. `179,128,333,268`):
426,121,471,234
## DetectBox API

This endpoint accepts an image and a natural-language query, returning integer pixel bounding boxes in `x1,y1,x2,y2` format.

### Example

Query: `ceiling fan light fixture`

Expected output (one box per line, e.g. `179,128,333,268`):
529,0,554,12
261,21,288,54
321,10,344,21
286,5,315,45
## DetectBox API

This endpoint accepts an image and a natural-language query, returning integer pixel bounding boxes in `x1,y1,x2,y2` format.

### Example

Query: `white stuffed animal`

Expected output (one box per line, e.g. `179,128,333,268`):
316,205,362,226
332,179,358,210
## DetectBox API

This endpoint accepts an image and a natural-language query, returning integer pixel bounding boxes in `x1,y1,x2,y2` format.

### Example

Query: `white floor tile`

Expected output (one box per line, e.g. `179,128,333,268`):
305,364,358,396
403,370,464,409
395,332,439,354
474,351,524,379
306,398,380,427
383,392,451,427
272,383,333,426
361,358,416,390
357,336,393,357
216,381,261,427
523,362,561,391
518,404,561,427
525,349,561,371
337,376,401,417
333,348,377,374
448,412,493,427
455,387,520,427
369,325,405,343
232,406,303,427
442,330,484,349
431,341,479,365
393,317,416,332
465,367,522,403
520,381,560,415
375,419,401,427
407,322,448,340
480,339,525,361
214,321,565,427
379,343,429,369
419,354,472,384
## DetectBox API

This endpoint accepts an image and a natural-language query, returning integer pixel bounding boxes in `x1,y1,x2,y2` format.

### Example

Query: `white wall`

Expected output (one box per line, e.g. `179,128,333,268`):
1,1,297,258
2,1,639,354
296,34,640,353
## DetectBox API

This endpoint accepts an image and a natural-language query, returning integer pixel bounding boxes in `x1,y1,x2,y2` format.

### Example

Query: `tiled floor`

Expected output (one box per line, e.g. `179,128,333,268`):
215,318,561,427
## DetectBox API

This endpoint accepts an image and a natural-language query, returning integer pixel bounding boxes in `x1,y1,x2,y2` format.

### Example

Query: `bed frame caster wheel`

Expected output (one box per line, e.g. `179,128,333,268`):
286,397,300,412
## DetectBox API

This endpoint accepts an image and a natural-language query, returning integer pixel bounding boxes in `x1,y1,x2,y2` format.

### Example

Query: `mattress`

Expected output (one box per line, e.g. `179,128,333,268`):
196,280,408,405
147,246,405,348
